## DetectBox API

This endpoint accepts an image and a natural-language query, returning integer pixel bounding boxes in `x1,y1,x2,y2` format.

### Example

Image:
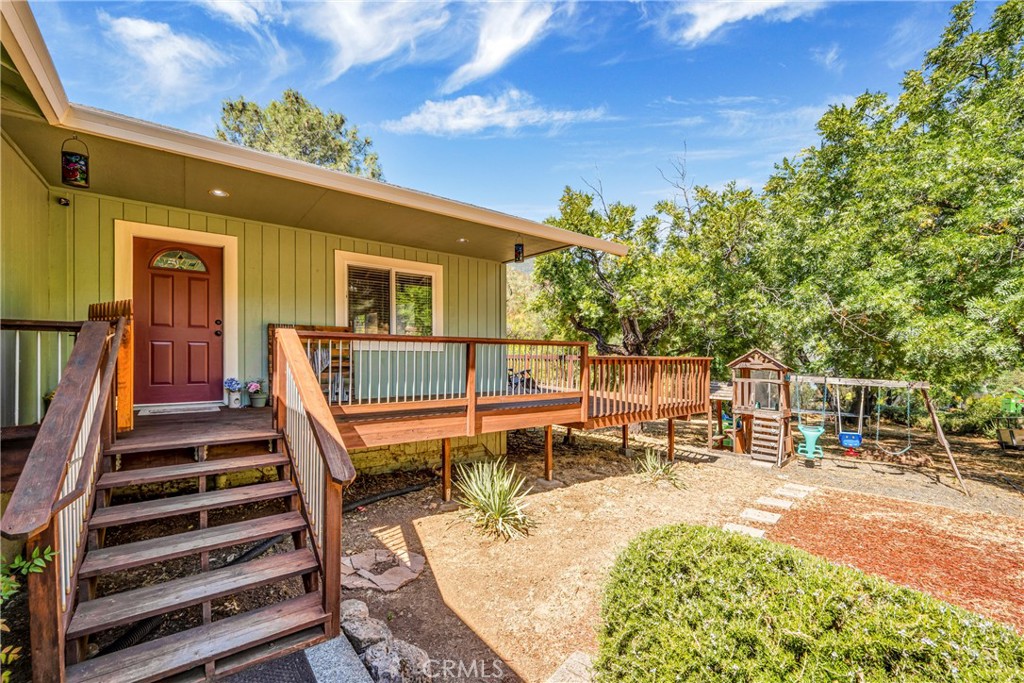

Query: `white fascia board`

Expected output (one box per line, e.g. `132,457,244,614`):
0,1,70,124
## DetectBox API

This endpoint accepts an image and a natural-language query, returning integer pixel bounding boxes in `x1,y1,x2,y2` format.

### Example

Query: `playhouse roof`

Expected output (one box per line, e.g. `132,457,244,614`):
726,348,791,373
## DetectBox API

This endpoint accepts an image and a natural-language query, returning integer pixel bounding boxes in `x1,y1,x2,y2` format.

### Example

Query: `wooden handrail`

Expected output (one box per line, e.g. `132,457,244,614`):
51,319,125,513
1,321,111,539
293,330,588,348
275,328,356,485
0,319,85,333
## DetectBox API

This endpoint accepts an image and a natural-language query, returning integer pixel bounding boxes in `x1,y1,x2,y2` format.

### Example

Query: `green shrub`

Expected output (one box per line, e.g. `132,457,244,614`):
454,457,536,541
634,448,685,489
922,395,1004,437
596,525,1024,683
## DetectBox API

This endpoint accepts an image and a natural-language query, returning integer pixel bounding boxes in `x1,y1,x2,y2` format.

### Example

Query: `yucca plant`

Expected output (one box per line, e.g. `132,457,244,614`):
634,448,685,489
454,457,536,541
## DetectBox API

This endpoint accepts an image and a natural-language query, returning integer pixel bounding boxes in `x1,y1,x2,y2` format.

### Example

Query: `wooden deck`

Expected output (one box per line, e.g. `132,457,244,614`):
106,408,280,454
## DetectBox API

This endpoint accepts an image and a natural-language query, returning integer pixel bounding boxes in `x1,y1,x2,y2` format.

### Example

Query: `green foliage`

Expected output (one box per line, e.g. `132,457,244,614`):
217,89,382,179
454,457,536,541
1,546,57,682
534,188,678,355
926,394,1005,436
596,525,1024,682
633,448,685,488
536,1,1023,394
506,265,547,340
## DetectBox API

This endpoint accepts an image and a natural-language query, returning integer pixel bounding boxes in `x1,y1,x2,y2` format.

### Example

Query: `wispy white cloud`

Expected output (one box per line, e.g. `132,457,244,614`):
99,11,229,109
382,88,607,136
296,1,450,82
652,1,826,46
196,1,289,80
662,94,779,107
811,43,844,73
195,0,282,31
442,3,556,94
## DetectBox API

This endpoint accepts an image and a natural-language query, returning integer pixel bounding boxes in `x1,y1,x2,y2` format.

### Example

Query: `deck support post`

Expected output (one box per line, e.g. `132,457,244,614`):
544,425,554,481
621,424,629,453
667,418,675,461
441,437,452,502
563,427,573,446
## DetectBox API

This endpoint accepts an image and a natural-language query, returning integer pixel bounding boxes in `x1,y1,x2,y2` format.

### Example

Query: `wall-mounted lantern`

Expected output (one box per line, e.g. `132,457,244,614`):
61,136,90,188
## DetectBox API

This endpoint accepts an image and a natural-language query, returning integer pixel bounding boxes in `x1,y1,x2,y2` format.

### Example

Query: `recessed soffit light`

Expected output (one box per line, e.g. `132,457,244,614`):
209,188,230,198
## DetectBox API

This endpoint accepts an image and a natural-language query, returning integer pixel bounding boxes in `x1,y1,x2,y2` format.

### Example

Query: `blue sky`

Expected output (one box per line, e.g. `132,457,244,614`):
32,1,992,222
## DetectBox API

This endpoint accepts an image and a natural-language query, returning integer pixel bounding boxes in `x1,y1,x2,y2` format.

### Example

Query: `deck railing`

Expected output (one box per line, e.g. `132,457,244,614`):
0,320,84,427
292,331,589,421
0,318,124,681
588,356,711,425
272,328,356,637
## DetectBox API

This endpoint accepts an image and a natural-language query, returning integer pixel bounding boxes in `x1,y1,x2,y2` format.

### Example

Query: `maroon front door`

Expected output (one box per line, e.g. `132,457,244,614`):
133,238,224,404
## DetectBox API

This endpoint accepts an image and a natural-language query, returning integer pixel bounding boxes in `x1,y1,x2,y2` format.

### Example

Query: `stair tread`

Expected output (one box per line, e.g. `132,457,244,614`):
66,593,327,683
90,480,296,529
97,454,288,489
68,548,317,640
80,512,307,578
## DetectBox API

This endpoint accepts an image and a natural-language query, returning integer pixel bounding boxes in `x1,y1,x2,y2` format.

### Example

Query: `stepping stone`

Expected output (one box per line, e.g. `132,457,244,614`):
780,483,817,493
546,651,594,683
740,508,782,525
755,496,794,510
773,486,810,499
722,523,765,538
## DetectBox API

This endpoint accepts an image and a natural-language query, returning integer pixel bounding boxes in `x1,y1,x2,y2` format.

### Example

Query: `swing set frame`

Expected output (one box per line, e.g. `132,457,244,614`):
790,374,969,495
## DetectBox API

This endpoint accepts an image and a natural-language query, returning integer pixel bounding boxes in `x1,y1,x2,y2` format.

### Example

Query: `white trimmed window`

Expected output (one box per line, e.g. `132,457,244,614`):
335,251,444,336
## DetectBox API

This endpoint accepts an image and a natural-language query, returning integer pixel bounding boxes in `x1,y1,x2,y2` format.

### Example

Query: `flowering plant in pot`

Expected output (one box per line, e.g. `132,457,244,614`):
247,379,268,408
224,377,243,408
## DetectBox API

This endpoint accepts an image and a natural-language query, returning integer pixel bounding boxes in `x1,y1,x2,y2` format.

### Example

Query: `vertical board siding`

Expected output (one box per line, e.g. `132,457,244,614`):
4,168,507,453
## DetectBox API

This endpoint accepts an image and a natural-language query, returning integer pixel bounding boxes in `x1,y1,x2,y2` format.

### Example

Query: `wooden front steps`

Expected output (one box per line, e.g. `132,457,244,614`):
89,480,296,529
66,442,327,682
65,594,328,683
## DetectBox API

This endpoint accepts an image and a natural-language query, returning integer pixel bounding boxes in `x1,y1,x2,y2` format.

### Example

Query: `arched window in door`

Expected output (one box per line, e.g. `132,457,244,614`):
151,249,208,272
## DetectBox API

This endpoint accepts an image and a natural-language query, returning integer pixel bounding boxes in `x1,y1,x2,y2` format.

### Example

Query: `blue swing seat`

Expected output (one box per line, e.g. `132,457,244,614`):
838,432,863,448
796,425,825,459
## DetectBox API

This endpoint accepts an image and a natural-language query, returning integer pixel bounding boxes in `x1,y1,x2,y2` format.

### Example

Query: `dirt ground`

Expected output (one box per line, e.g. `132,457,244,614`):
341,421,1024,682
768,488,1024,634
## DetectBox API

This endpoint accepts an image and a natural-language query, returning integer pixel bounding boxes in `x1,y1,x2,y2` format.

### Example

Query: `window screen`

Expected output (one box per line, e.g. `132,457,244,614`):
395,273,433,336
347,266,390,334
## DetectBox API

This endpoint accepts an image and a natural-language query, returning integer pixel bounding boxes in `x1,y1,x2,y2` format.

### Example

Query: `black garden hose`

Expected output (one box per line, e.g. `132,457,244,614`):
94,533,289,656
343,481,434,513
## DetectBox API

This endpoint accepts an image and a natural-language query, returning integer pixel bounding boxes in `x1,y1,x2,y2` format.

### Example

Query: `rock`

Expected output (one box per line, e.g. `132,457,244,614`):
342,617,392,654
372,566,419,592
343,574,379,591
341,599,369,621
360,639,430,683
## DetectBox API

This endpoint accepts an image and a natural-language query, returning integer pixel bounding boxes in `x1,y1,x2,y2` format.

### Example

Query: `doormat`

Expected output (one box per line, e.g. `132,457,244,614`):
137,405,221,416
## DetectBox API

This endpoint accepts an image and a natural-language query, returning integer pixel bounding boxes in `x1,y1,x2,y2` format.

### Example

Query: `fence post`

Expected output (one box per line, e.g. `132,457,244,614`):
650,359,661,420
273,331,285,431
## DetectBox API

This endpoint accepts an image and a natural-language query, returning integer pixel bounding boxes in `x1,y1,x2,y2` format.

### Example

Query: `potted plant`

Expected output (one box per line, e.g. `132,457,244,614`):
247,379,268,408
224,377,243,408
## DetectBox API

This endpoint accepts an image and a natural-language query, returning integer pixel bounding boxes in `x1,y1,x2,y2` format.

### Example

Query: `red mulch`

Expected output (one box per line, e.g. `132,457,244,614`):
768,489,1024,634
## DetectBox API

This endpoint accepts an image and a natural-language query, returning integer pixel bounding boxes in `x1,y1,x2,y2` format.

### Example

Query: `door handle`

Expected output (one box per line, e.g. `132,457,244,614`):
214,330,222,336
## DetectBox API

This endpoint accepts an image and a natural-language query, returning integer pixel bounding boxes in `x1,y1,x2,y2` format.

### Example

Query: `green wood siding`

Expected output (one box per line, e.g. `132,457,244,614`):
2,144,507,456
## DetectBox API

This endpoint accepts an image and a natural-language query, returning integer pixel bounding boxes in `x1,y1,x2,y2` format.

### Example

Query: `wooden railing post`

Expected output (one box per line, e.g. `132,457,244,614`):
465,342,476,437
579,345,590,423
650,359,661,420
323,480,343,637
26,525,64,683
273,330,285,431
